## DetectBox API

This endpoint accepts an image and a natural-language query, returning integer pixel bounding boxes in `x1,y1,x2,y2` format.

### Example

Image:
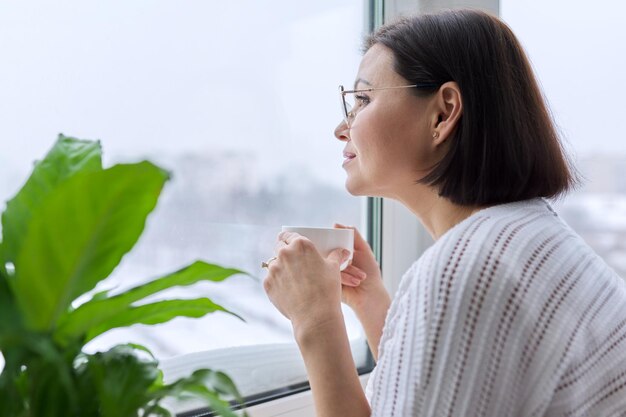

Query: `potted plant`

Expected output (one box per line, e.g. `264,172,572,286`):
0,135,248,417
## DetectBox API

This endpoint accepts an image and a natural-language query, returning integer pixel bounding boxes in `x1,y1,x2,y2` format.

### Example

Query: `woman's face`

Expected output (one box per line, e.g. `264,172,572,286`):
335,44,439,198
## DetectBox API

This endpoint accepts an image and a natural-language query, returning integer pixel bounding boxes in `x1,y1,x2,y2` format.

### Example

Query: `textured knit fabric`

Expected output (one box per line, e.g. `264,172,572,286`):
365,198,626,417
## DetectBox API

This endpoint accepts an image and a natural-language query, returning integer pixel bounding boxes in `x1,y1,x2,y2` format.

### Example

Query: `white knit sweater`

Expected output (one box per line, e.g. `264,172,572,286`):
365,198,626,417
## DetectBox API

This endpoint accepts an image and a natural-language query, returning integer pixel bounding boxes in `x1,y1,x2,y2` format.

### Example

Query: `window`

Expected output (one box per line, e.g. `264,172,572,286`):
0,0,372,413
501,0,626,280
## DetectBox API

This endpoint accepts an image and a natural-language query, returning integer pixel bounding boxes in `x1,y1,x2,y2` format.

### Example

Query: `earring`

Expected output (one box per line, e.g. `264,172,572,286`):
432,132,439,139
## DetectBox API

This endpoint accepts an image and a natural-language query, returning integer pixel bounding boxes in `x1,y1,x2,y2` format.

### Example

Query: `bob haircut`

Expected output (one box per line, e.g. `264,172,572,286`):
365,9,577,206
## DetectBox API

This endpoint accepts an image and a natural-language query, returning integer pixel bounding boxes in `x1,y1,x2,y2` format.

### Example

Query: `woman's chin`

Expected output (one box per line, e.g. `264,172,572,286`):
345,178,368,196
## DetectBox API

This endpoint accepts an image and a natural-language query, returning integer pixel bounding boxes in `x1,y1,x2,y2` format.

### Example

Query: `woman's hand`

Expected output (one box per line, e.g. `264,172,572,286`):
263,232,372,417
334,224,388,313
263,231,351,334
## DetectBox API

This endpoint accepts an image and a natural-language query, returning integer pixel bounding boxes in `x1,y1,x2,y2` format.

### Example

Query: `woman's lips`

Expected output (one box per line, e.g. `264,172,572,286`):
343,152,357,166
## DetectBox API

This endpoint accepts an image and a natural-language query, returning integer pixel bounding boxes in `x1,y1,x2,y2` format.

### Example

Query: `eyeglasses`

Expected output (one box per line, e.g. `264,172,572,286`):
339,83,438,127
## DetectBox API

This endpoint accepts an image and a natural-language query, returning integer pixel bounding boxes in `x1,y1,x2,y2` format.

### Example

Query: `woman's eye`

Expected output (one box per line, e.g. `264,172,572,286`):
354,94,370,110
355,94,370,104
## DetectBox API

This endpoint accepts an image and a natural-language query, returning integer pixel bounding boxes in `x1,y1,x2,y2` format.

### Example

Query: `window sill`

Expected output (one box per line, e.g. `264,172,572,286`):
160,338,369,415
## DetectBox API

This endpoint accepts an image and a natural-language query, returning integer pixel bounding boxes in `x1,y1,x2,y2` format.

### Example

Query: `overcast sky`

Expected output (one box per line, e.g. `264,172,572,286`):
502,0,626,159
0,0,624,190
0,0,363,188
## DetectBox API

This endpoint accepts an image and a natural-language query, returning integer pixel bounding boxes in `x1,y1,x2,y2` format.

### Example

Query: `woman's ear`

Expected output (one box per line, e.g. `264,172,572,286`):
431,81,463,147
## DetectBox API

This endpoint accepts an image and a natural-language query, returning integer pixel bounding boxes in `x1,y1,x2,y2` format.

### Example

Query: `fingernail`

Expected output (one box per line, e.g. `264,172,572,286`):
342,249,351,260
351,278,361,286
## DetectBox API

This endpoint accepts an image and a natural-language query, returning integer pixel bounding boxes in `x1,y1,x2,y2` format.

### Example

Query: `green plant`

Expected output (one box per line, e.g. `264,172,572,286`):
0,135,248,417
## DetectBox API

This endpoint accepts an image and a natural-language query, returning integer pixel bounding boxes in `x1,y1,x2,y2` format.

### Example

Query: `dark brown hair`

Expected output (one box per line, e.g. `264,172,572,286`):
365,9,577,206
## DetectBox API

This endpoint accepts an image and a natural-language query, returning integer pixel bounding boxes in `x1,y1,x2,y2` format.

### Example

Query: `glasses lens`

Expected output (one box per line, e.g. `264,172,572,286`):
344,95,354,118
339,86,353,126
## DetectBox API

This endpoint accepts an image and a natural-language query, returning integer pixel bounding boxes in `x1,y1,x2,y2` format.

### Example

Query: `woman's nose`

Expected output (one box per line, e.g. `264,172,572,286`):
334,119,350,142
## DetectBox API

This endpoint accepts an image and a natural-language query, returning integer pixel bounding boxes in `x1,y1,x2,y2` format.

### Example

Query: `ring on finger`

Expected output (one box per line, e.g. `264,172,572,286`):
261,256,278,269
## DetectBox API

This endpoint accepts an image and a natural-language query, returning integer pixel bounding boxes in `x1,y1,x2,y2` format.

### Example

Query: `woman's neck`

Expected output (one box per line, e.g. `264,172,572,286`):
393,186,484,240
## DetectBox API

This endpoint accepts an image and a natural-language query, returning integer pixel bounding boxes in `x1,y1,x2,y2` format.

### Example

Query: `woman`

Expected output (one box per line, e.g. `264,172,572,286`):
262,9,626,417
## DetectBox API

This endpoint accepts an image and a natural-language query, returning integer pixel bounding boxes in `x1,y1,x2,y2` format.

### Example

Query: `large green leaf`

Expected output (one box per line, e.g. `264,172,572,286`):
55,261,244,345
84,298,239,343
1,135,102,266
12,162,169,331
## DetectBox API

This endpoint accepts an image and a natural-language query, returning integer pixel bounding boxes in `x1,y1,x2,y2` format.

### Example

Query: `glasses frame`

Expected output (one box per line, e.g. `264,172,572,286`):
339,83,438,127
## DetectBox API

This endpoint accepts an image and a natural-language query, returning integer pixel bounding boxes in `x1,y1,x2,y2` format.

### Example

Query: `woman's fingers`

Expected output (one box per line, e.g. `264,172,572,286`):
274,231,310,254
344,264,367,279
340,264,367,287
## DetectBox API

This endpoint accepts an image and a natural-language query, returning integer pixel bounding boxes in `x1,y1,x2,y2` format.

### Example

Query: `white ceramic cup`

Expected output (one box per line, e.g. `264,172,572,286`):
281,226,354,271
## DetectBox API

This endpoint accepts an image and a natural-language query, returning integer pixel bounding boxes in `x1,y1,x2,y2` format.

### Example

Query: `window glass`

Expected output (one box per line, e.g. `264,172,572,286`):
502,1,626,279
0,0,368,406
